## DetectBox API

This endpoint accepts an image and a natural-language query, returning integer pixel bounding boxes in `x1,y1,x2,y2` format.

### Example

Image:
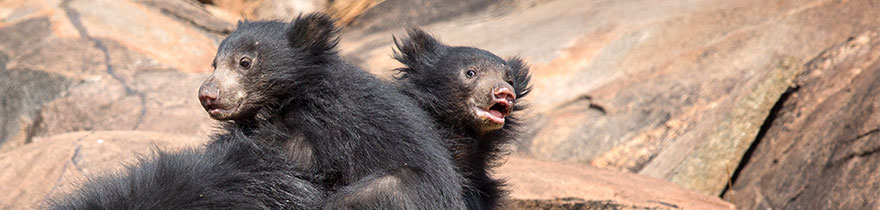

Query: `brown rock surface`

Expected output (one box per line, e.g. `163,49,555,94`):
0,135,733,209
204,0,325,20
0,1,736,208
0,0,224,151
338,0,880,195
499,156,735,210
0,131,206,209
5,0,880,208
723,32,880,209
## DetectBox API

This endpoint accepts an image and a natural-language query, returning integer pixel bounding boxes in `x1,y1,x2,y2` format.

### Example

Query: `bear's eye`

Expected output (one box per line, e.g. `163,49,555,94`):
465,70,476,78
239,57,252,69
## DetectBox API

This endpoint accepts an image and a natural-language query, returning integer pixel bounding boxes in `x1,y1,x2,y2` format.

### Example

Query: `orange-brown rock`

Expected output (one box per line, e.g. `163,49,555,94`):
0,0,224,152
0,133,732,209
4,0,880,208
499,156,735,210
0,131,206,209
203,0,326,21
338,0,880,195
724,31,880,209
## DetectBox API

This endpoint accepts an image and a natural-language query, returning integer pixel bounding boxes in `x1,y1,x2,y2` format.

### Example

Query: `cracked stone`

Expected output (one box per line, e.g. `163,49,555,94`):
724,31,880,209
338,0,880,195
0,66,71,152
65,0,219,73
0,131,207,209
0,0,216,141
2,0,880,208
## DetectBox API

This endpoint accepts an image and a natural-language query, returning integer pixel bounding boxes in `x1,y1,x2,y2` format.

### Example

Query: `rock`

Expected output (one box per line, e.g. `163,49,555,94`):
138,0,235,34
64,0,222,73
197,0,260,20
251,0,325,20
0,53,72,152
0,1,740,207
343,0,510,32
0,0,222,150
510,198,663,210
337,0,880,195
0,131,206,209
723,32,880,209
0,135,732,209
3,0,880,206
498,156,735,210
205,0,325,20
327,0,381,26
34,70,211,137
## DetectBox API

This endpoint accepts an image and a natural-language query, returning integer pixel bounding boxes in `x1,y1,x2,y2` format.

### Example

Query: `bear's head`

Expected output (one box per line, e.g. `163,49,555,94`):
198,14,338,121
394,29,532,134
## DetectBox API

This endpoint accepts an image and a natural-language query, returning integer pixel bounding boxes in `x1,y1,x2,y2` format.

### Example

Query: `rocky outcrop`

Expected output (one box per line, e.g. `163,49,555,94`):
202,0,326,21
724,31,880,209
0,62,71,153
0,0,739,208
0,133,733,209
500,157,735,210
6,0,880,209
0,131,206,209
342,0,510,32
0,0,223,152
337,0,880,195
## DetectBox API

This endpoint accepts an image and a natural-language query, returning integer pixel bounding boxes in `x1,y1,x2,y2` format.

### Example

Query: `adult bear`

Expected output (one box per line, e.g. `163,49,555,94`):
392,29,532,210
197,14,464,209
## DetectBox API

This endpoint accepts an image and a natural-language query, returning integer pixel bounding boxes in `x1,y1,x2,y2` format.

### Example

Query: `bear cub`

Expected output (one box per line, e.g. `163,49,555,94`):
197,14,464,209
392,29,532,210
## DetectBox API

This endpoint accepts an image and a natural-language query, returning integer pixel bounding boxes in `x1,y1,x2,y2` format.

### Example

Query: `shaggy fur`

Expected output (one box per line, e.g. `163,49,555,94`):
392,29,532,210
47,130,323,210
202,14,465,209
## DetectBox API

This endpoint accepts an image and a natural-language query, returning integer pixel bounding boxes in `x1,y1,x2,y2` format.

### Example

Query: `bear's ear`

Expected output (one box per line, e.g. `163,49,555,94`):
507,57,533,98
393,28,446,71
287,13,339,58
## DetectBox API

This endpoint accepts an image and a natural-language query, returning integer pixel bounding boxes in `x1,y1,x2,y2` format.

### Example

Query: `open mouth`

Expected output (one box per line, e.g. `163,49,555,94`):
473,99,513,124
204,102,241,119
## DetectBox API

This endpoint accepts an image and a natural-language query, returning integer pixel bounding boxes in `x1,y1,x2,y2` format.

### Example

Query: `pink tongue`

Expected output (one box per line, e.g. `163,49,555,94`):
488,110,504,118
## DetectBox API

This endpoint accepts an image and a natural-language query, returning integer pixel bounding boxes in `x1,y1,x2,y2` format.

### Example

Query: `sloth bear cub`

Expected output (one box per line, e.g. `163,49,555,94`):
50,14,465,210
393,29,532,210
197,14,464,209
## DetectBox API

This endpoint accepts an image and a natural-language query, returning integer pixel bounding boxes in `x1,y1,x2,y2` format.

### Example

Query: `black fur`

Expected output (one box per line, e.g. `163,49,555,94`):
393,29,532,210
47,130,323,210
49,15,465,210
209,14,464,209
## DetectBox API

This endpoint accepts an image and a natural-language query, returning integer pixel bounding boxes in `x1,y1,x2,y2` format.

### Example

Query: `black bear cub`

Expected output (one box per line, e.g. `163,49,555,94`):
392,29,532,210
47,130,323,210
197,14,464,209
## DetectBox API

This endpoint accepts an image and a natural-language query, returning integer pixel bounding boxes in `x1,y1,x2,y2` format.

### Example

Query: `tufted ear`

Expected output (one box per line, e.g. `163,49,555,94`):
506,57,533,99
287,13,339,59
393,28,447,74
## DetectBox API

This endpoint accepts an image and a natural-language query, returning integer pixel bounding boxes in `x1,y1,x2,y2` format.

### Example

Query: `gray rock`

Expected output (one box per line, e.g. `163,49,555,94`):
0,65,71,152
0,18,75,152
